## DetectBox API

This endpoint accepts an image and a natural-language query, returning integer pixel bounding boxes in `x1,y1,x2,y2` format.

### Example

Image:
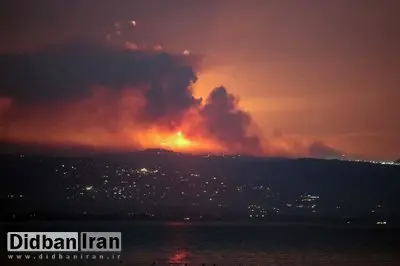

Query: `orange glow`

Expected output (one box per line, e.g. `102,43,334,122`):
161,131,191,148
134,126,224,154
0,88,226,154
0,87,338,157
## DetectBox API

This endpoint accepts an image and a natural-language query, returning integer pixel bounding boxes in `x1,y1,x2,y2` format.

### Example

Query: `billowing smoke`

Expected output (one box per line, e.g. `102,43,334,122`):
0,43,201,125
0,42,264,154
200,87,263,155
0,42,342,157
308,141,343,158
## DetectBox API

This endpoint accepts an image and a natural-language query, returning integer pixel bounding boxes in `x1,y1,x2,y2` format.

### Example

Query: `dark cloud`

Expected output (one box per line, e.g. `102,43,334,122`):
0,42,201,123
200,86,264,155
270,128,345,159
142,61,201,123
308,141,343,158
0,42,344,157
0,43,265,155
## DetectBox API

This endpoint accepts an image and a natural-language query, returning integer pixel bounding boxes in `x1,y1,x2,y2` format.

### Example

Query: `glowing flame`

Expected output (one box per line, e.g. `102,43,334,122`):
160,131,192,149
0,88,247,155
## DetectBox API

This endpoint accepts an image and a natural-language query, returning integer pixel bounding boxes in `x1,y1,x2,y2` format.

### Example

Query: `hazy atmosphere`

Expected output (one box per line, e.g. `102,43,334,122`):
0,0,399,160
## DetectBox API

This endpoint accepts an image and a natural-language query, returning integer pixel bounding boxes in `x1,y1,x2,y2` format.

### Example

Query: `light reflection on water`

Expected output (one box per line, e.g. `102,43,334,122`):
117,222,400,265
2,222,400,265
168,249,189,263
125,250,397,265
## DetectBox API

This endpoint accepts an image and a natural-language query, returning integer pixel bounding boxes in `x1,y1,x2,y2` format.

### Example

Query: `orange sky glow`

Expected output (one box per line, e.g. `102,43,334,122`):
0,1,399,160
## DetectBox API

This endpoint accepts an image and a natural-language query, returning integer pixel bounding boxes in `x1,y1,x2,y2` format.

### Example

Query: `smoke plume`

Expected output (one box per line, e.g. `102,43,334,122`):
0,42,265,154
0,42,342,157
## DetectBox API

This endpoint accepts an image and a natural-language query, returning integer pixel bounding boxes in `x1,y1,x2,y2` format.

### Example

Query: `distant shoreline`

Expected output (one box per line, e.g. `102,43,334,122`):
2,219,399,229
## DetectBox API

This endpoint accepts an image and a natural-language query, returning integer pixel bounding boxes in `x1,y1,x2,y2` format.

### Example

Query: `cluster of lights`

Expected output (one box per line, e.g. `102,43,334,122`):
248,204,268,218
296,194,319,212
340,158,400,166
7,194,24,199
48,161,395,221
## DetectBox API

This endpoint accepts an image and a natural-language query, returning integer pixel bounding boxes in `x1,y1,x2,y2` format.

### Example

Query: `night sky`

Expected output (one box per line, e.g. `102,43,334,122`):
0,0,399,160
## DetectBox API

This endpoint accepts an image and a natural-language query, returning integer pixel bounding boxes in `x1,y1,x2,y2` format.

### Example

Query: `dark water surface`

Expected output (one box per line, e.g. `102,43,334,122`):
2,222,400,265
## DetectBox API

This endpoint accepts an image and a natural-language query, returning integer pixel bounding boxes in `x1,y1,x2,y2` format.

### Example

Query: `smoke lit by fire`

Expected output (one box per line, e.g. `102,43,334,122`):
0,21,342,158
